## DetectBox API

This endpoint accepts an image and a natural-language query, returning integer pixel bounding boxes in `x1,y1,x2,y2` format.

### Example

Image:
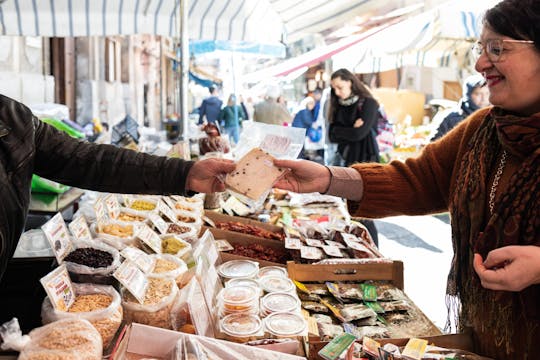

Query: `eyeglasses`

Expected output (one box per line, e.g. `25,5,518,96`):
472,39,535,62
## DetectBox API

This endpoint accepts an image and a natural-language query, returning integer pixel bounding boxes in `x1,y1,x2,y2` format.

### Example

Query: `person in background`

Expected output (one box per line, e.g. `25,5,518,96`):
272,1,540,357
432,74,490,141
198,86,223,125
312,88,323,121
238,94,250,120
0,93,236,292
292,96,316,159
218,94,246,144
253,85,291,126
327,69,380,244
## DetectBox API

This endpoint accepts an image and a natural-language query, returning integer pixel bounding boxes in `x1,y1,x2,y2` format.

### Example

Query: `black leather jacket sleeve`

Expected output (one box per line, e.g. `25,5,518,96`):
32,116,195,195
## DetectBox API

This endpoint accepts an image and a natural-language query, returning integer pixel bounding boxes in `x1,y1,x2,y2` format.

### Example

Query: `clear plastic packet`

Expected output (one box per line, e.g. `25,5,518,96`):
114,207,149,223
170,277,214,338
122,276,179,329
41,283,122,348
63,240,121,285
90,220,140,250
149,253,188,287
17,318,102,360
160,235,193,260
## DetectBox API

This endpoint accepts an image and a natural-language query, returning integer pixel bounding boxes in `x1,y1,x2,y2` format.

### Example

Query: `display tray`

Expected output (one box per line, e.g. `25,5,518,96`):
206,227,288,267
203,210,284,239
286,261,443,360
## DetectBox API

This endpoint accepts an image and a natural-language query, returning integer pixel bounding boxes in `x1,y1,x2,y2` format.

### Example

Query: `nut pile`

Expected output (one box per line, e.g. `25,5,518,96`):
101,223,133,237
167,223,193,234
130,200,156,211
68,294,112,313
229,243,288,264
153,258,179,273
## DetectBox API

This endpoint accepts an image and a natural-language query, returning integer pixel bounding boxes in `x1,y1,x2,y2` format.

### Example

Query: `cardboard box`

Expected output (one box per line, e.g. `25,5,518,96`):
111,323,306,360
204,210,284,236
202,226,288,267
287,261,444,360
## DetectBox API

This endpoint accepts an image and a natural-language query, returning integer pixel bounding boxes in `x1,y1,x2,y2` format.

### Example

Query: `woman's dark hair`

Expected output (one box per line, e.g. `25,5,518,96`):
327,68,376,123
484,0,540,52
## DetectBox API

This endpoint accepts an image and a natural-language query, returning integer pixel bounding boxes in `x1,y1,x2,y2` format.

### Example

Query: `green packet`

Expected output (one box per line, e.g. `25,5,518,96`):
361,283,378,302
318,333,356,360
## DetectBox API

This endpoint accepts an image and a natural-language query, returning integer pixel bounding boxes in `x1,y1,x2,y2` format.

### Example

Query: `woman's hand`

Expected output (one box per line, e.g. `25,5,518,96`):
473,245,540,292
273,159,331,194
353,118,364,128
186,158,236,193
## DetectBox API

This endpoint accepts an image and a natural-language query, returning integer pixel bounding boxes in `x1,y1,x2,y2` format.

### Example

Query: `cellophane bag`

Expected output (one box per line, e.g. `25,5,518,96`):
64,239,121,285
41,283,122,349
18,318,102,360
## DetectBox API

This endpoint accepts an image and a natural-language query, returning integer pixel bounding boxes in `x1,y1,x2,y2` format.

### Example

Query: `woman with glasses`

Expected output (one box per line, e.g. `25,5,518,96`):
273,0,540,357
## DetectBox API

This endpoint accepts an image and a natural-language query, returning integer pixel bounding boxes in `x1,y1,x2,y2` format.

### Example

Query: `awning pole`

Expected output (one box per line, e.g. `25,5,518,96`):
179,0,189,140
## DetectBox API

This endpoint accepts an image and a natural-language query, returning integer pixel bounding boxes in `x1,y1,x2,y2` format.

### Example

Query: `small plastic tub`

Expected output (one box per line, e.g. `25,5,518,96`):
259,276,295,294
260,292,300,317
218,260,259,280
218,286,259,315
220,313,263,343
258,266,288,279
264,312,307,339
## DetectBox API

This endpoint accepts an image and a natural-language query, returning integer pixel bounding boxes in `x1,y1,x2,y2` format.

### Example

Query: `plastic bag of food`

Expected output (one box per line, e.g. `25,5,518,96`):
63,240,121,285
41,283,122,348
90,220,140,250
149,253,188,287
114,207,149,223
122,276,179,329
18,318,102,360
226,122,305,209
170,277,214,338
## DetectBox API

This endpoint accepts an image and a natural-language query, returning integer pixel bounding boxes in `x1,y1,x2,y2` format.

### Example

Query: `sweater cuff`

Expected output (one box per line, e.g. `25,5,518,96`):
325,166,363,201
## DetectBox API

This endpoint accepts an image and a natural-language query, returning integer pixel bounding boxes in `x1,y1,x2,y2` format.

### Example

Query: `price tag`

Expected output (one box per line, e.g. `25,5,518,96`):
260,134,292,156
158,200,178,223
120,247,155,273
113,259,148,304
341,233,371,252
136,224,162,254
41,213,73,263
300,245,324,260
215,239,234,252
324,240,346,249
322,245,344,257
285,237,303,250
306,238,325,247
148,213,169,235
40,264,75,311
161,196,177,211
94,198,107,222
68,216,92,242
196,260,221,308
104,194,121,219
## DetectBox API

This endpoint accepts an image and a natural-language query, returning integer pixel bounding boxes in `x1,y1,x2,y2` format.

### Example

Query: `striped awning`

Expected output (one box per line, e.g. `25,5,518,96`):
0,0,283,43
0,0,414,44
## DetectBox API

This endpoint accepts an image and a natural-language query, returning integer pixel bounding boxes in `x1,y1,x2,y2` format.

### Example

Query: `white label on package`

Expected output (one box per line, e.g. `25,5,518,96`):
322,245,344,258
104,194,121,219
197,261,220,308
40,264,75,311
215,239,234,252
261,134,292,156
161,196,177,210
285,237,303,250
158,200,178,223
325,240,347,249
114,259,148,304
206,241,220,266
68,216,92,242
306,238,326,247
136,224,162,254
341,233,372,252
41,212,73,263
148,213,169,235
120,247,154,273
300,246,324,260
93,198,107,222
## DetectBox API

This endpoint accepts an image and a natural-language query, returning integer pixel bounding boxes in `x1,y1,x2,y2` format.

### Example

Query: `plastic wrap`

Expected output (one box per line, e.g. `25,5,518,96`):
64,240,121,285
149,253,188,287
122,276,179,329
170,278,214,338
90,220,140,250
18,318,102,360
41,283,122,348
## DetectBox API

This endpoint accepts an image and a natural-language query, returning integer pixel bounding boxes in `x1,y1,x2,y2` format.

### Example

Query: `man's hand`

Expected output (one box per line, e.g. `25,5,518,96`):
272,159,330,194
473,245,540,292
185,158,236,193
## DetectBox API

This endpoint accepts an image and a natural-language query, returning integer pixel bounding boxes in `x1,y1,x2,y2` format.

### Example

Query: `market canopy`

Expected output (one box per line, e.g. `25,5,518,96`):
0,0,441,44
331,0,500,73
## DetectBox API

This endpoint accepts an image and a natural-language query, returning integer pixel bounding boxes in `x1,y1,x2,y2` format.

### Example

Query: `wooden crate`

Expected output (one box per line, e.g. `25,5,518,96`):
287,260,404,290
204,210,283,234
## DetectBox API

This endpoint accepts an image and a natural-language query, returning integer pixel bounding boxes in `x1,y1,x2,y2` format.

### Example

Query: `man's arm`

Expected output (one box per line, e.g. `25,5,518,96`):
33,117,194,195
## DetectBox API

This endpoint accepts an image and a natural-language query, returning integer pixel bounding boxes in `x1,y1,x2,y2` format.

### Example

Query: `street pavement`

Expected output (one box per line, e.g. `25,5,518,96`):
374,214,454,331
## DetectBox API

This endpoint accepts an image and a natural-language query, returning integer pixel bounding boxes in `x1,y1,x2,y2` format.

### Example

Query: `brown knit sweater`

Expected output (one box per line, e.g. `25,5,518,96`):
348,107,519,218
344,107,539,359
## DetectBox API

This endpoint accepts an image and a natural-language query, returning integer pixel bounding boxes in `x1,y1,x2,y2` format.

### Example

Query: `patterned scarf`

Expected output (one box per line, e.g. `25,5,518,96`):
338,95,359,106
448,107,540,355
